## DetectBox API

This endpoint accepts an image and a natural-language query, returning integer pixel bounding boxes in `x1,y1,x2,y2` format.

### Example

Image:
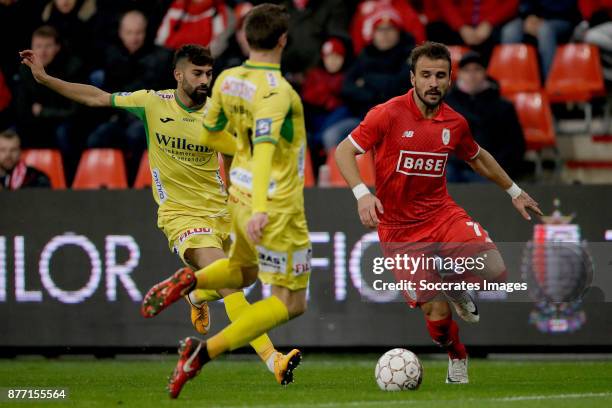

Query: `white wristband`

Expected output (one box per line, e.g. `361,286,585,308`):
352,183,370,200
506,182,522,199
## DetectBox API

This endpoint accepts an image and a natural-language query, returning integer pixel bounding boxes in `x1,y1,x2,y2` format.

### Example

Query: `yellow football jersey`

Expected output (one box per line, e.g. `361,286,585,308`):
203,60,307,214
112,89,227,217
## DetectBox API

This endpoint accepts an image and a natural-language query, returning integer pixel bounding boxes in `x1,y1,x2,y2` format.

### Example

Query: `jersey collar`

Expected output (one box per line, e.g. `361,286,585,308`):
243,60,281,71
406,88,446,122
174,91,205,113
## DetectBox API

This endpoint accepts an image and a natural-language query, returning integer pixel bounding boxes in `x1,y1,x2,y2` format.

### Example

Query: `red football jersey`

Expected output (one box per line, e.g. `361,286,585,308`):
349,89,480,227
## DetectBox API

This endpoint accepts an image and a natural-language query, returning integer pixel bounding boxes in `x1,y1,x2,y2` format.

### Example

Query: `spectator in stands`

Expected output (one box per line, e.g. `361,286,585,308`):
0,129,51,189
213,2,252,74
0,70,11,131
323,11,414,151
41,0,97,66
87,10,173,182
351,0,425,55
16,26,83,177
427,0,519,62
578,0,612,81
501,0,581,79
282,0,350,90
155,0,234,57
302,37,349,169
445,52,526,182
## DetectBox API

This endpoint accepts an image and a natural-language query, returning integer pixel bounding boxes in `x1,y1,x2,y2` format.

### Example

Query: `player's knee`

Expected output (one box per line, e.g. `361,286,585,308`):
481,251,507,281
421,301,450,321
286,300,307,319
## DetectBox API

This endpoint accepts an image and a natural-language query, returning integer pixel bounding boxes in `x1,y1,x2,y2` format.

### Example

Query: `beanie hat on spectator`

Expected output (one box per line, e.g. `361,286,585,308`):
321,38,346,58
459,51,486,69
372,8,403,30
235,2,253,29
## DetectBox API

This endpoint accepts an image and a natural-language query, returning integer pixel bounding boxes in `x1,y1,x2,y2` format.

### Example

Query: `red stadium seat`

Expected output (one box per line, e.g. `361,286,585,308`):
507,91,556,150
488,44,540,95
447,45,469,81
327,148,375,187
545,44,605,103
21,149,66,189
72,148,128,189
133,151,151,189
304,148,315,187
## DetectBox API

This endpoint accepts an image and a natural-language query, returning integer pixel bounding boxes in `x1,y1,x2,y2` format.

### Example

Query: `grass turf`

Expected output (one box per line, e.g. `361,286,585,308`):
1,355,611,407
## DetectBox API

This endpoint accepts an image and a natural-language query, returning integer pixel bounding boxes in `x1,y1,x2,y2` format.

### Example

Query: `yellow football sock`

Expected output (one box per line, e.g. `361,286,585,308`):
191,289,222,303
207,296,289,359
194,258,243,290
223,291,276,362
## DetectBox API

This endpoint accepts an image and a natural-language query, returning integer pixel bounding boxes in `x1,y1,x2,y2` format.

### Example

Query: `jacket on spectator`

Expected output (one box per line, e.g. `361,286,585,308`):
351,0,425,54
17,52,82,121
341,32,414,118
519,0,581,22
16,51,83,141
445,78,526,178
155,0,234,57
302,68,344,112
579,0,612,23
41,0,97,63
435,0,519,31
282,0,350,77
0,70,12,130
0,161,51,190
102,43,174,92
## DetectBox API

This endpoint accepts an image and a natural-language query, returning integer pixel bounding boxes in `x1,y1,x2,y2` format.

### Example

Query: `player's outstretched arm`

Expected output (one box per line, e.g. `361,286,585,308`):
467,148,543,221
19,50,111,107
335,138,383,229
200,128,237,157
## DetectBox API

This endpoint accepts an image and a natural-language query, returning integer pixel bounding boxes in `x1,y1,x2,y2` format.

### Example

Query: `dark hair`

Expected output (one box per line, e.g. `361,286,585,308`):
32,25,60,44
0,129,19,141
409,41,451,73
244,4,289,51
173,44,213,68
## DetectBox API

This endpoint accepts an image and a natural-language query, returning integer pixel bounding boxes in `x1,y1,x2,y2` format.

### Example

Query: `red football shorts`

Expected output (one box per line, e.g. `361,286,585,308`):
378,207,497,307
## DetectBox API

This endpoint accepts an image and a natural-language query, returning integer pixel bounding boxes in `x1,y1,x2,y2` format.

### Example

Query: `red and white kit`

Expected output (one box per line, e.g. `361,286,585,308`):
349,89,496,305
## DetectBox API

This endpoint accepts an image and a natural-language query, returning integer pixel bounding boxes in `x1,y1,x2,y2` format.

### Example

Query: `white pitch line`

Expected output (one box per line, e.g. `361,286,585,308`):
210,392,612,408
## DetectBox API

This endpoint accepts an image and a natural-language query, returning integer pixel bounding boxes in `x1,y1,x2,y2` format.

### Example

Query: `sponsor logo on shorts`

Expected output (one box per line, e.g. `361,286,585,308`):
255,118,272,137
396,151,448,177
256,247,287,274
177,227,213,245
221,76,256,101
152,168,168,203
292,247,312,276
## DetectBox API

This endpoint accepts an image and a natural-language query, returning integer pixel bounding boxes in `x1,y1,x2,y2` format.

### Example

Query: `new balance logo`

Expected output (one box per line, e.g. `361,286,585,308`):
403,130,414,138
160,117,175,123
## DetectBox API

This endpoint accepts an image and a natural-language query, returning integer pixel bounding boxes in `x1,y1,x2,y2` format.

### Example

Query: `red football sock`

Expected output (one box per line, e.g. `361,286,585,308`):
425,315,467,360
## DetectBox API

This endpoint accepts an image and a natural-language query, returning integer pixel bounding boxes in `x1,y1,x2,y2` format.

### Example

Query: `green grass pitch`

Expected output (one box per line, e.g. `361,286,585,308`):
1,355,611,407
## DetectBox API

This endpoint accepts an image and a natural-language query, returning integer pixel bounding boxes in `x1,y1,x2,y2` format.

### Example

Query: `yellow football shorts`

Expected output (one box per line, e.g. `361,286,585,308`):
158,212,232,266
228,195,312,291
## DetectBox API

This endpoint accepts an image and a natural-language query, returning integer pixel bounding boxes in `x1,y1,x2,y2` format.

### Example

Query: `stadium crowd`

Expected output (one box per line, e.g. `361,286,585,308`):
1,0,611,189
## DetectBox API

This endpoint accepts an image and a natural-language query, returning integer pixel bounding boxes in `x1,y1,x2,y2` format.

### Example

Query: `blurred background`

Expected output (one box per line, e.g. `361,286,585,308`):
1,0,612,355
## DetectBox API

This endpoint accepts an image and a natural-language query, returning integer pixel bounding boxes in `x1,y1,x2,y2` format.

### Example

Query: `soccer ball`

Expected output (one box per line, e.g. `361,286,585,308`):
375,348,423,391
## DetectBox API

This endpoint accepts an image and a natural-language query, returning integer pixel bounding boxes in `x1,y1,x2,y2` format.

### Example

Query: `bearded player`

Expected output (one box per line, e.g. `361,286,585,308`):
141,4,311,398
19,44,298,385
335,42,543,383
